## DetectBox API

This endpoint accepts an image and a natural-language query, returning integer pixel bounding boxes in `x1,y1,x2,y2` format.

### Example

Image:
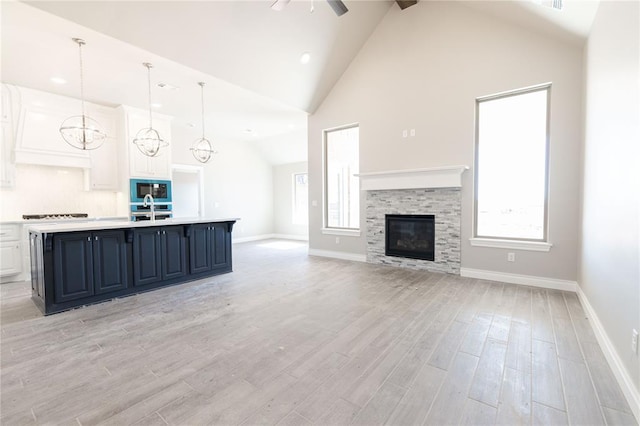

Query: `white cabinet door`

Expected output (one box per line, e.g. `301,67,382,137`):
86,110,118,190
0,122,15,188
0,241,21,277
88,138,119,190
148,117,171,178
2,85,16,188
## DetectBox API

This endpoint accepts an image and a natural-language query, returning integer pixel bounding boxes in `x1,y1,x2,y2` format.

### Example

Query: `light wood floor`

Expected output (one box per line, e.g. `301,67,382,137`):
1,239,636,425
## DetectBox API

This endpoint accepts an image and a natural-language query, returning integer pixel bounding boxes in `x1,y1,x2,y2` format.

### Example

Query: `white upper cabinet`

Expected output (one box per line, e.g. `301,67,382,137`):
0,122,15,188
1,84,18,188
86,113,119,191
119,106,172,179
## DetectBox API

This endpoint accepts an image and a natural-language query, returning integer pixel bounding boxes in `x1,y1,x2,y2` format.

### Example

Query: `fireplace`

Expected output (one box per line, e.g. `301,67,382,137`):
363,167,467,274
385,214,435,261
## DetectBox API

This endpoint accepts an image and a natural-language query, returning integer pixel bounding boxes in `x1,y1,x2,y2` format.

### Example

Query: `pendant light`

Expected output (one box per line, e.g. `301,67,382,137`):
59,38,107,150
133,62,168,157
190,82,217,163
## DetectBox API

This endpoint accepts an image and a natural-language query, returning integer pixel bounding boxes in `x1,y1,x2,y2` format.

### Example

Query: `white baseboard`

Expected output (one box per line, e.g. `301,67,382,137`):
233,234,275,244
460,267,577,292
576,285,640,421
233,234,309,244
308,248,367,263
272,234,308,241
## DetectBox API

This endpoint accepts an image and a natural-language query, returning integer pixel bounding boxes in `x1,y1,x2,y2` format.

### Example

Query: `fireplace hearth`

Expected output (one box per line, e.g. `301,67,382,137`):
385,214,435,261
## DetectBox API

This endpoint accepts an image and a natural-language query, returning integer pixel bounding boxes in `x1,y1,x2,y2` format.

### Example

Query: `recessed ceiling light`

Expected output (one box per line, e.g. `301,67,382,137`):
50,77,67,85
288,123,295,129
300,52,311,65
245,129,253,134
151,103,162,108
187,122,195,128
157,82,180,91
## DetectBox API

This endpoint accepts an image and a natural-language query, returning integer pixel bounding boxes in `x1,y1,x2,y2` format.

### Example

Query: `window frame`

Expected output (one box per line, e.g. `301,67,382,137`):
473,83,552,246
322,123,360,235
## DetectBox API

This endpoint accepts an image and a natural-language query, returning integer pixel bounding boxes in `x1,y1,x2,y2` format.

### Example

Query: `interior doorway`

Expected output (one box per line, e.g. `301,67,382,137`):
172,164,204,218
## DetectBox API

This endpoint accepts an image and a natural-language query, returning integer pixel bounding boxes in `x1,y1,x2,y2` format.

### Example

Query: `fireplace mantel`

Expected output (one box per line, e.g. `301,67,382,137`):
355,166,469,191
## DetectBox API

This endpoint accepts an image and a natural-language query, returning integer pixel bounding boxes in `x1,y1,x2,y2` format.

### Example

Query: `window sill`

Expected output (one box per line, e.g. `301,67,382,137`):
469,238,552,252
322,228,361,237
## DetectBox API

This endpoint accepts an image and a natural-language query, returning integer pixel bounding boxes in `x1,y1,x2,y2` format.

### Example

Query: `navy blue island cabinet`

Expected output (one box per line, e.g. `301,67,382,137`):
29,219,237,315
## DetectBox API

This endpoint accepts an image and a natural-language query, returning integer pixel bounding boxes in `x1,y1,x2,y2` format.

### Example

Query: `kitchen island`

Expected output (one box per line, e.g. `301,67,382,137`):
28,217,238,315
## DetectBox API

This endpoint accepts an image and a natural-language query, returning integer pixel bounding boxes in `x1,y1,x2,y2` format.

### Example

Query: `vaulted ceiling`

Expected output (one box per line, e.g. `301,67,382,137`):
2,0,599,164
24,0,394,114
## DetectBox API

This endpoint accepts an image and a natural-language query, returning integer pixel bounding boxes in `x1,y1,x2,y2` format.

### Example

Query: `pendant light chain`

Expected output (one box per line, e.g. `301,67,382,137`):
200,82,206,139
74,38,87,145
76,39,86,122
145,63,153,129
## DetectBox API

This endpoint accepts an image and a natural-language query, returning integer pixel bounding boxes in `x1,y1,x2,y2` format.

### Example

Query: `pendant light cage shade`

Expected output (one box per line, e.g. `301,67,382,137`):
60,115,107,150
60,38,107,151
190,136,216,163
133,62,168,157
134,127,169,157
189,82,217,163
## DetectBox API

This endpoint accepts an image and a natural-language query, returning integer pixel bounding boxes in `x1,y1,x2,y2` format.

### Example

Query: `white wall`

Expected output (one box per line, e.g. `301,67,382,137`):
273,161,308,239
172,169,201,218
308,1,583,280
580,0,640,402
171,124,274,240
0,164,119,220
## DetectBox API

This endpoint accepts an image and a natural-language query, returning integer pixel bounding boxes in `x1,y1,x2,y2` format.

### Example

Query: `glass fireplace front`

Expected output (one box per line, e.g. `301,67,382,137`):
385,214,435,261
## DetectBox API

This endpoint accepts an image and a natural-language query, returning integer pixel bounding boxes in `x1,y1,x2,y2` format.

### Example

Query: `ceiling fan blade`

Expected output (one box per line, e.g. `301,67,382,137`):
326,0,348,16
270,0,291,11
396,0,418,10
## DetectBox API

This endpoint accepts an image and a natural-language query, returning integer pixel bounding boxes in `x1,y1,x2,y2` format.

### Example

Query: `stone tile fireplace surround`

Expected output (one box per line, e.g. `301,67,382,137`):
358,166,467,275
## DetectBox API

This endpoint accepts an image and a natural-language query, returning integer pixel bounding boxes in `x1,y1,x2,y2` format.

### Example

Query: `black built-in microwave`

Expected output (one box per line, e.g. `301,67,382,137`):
129,179,172,203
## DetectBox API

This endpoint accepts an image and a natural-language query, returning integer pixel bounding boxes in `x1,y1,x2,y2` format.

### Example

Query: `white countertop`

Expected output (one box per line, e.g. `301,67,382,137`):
26,217,240,234
0,216,130,225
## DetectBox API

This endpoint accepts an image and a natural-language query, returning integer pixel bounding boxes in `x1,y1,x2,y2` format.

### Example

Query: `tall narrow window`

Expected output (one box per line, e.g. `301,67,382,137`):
475,84,550,241
292,173,308,225
324,125,360,230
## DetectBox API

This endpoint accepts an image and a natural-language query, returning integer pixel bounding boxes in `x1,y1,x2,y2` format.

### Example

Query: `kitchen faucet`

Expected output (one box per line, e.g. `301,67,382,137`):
143,194,155,222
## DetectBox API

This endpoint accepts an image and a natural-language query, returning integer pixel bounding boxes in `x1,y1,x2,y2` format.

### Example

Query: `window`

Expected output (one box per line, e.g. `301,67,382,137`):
324,124,360,231
292,173,308,225
474,84,550,242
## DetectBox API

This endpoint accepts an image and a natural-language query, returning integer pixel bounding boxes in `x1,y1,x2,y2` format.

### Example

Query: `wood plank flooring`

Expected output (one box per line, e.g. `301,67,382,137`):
0,239,636,425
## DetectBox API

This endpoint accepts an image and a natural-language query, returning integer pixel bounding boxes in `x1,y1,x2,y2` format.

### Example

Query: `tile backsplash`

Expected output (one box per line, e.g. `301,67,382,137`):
0,164,120,220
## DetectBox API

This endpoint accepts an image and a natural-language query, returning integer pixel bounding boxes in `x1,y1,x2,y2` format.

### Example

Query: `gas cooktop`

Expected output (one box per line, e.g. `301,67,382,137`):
22,213,89,220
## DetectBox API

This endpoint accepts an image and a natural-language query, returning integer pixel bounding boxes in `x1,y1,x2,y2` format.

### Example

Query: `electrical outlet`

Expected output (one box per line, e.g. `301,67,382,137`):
632,329,638,354
507,252,515,262
402,130,408,138
410,129,415,137
335,237,340,244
